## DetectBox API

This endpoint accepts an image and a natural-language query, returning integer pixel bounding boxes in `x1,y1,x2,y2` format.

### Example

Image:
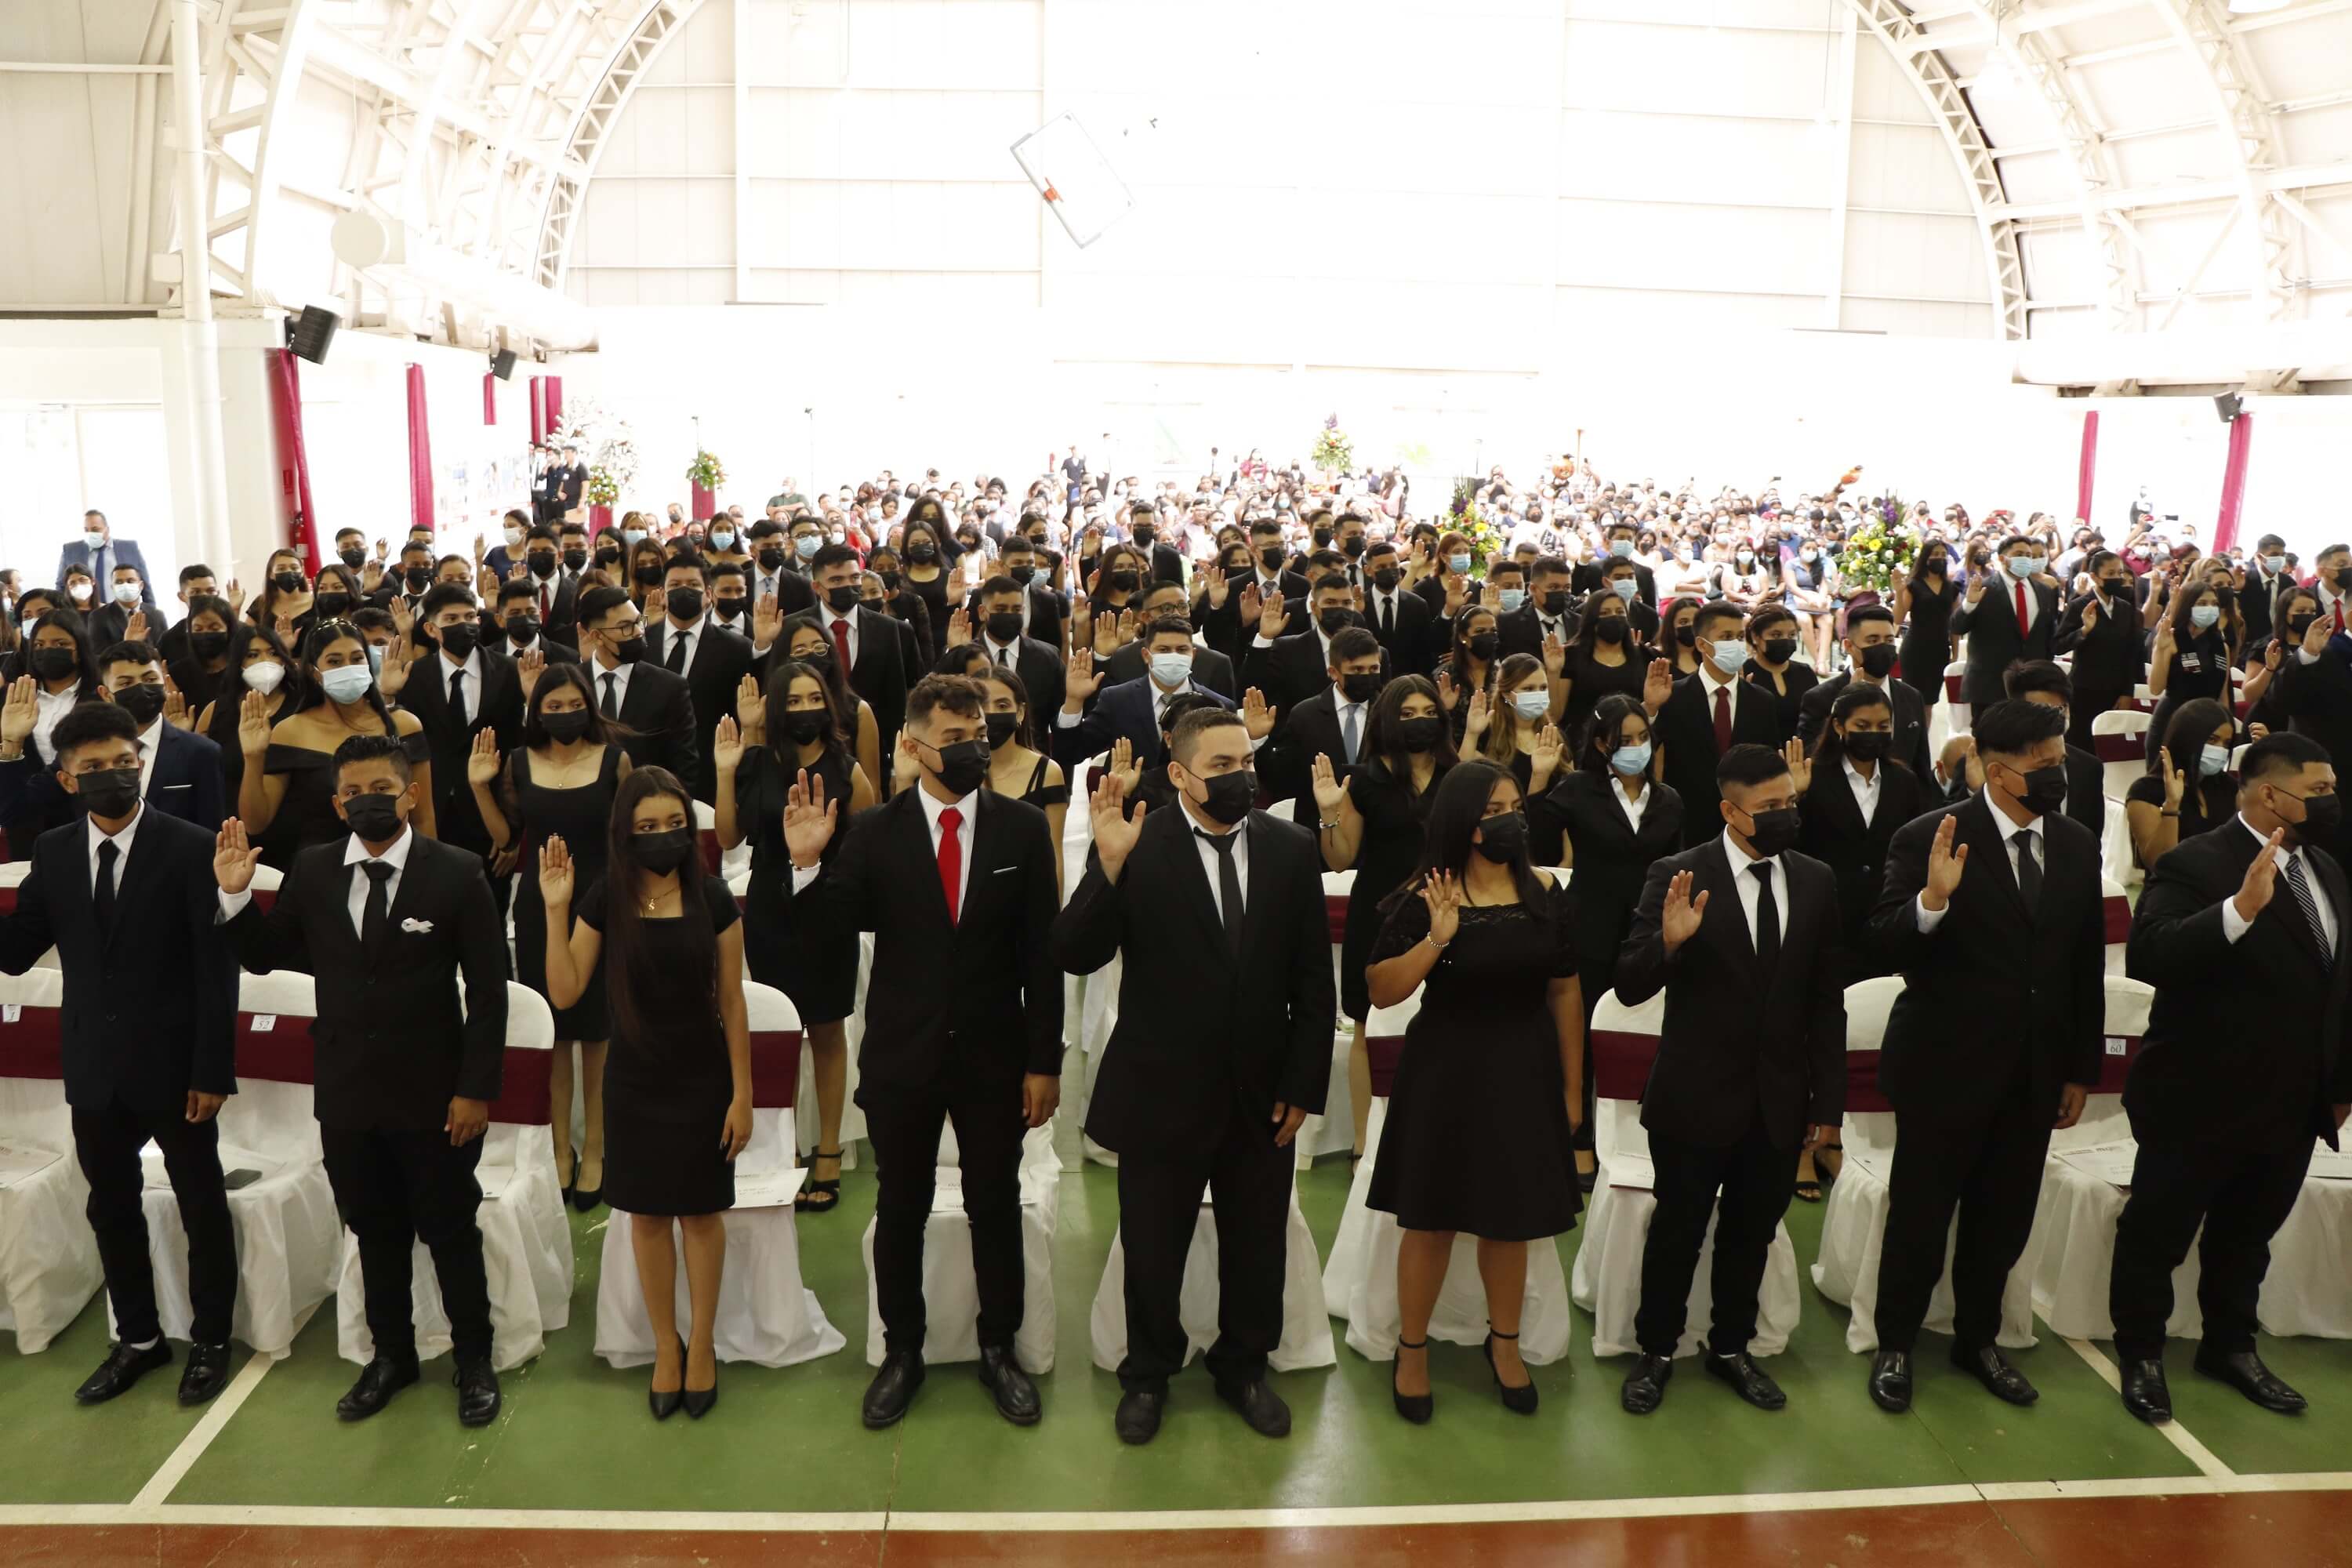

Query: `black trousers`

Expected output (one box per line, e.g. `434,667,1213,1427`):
321,1125,492,1363
2068,684,2129,751
2109,1119,2314,1363
862,1081,1027,1359
72,1094,236,1347
1635,1115,1795,1358
1114,1102,1293,1392
1873,1077,2050,1352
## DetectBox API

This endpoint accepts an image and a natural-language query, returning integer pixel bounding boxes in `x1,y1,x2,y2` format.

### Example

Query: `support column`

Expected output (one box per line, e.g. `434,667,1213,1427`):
170,0,235,570
2074,408,2099,526
2213,410,2252,557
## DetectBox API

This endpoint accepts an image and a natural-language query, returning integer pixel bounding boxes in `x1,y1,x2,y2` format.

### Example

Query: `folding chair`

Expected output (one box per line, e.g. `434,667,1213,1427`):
1295,870,1358,1168
2092,709,2152,804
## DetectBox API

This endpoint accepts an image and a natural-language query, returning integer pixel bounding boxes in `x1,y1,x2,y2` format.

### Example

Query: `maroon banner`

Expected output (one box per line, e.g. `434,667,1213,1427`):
2074,408,2099,527
543,374,563,434
267,348,321,568
2213,408,2253,557
750,1029,804,1109
482,371,497,426
405,364,434,540
691,483,716,518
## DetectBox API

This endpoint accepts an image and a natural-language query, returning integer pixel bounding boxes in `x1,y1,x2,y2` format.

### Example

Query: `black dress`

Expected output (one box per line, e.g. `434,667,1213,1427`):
735,744,858,1025
2145,629,2233,764
511,743,622,1039
1740,660,1818,746
1340,760,1446,1022
1365,879,1582,1240
1900,574,1960,712
262,729,431,867
580,873,739,1217
1011,752,1067,809
1527,769,1684,1022
1561,645,1650,739
2126,770,2235,848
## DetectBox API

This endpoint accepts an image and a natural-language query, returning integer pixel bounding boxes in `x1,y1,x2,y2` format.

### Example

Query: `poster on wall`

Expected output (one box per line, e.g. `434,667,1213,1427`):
437,436,531,550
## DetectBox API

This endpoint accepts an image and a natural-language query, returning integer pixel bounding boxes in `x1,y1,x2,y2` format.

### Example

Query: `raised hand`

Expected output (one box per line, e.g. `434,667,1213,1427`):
2164,752,2187,809
1436,670,1459,712
1479,581,1502,611
1419,869,1464,947
1661,868,1710,952
214,818,260,895
389,593,414,637
735,672,766,744
1542,625,1567,678
223,577,243,613
643,586,666,622
125,608,149,643
1065,649,1103,706
1237,583,1261,630
944,606,972,648
162,677,192,731
1443,573,1468,616
1090,770,1145,874
238,688,274,757
539,833,575,907
1107,735,1140,797
1310,753,1347,818
1965,572,1988,605
516,646,546,701
783,767,838,869
1463,687,1491,741
753,592,783,650
1114,608,1138,647
1530,723,1565,786
1203,563,1230,609
2235,827,2285,924
1783,736,1812,795
1921,811,1969,911
2081,596,2100,629
1257,590,1289,641
1241,686,1276,742
378,637,413,697
2267,640,2285,673
1066,595,1092,655
466,728,501,786
1642,656,1674,713
713,714,744,775
273,612,297,647
2303,614,2332,659
946,562,968,604
361,560,384,591
0,675,36,747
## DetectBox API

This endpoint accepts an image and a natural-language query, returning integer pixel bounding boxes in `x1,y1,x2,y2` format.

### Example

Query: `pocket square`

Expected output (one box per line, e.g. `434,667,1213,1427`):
400,917,434,933
992,866,1018,876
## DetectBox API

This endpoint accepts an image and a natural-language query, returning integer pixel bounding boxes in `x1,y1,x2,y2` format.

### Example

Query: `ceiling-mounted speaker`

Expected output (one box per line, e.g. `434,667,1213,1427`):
286,305,342,365
2215,392,2244,423
490,347,517,380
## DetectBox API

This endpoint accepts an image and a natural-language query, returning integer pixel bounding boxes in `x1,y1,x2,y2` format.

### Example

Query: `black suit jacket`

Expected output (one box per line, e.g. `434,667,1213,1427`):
1573,558,1657,609
0,719,226,839
0,810,238,1120
552,463,586,511
1870,796,2106,1127
1103,640,1233,702
2279,648,2352,777
2126,819,2352,1145
795,789,1062,1094
969,635,1069,720
1240,629,1386,717
1051,676,1232,773
2061,744,2105,840
1496,602,1578,662
2049,591,2144,702
645,620,757,803
1053,804,1335,1154
1528,769,1684,993
397,648,526,855
1616,837,1847,1148
1360,586,1436,678
1258,685,1363,826
598,659,700,789
1654,672,1784,847
1797,673,1933,781
1799,757,1931,947
224,833,507,1131
1947,577,2061,706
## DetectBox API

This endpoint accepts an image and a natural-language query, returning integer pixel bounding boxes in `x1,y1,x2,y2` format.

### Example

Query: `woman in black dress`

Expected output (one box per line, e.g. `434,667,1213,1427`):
1892,545,1960,714
1434,604,1501,746
1556,579,1652,738
470,662,630,1210
895,516,956,639
541,768,752,1421
1740,604,1817,746
1363,760,1581,1424
1528,694,1682,1189
2143,583,2234,764
235,620,433,866
1311,674,1455,1159
715,659,873,1215
978,666,1069,880
2124,696,2238,871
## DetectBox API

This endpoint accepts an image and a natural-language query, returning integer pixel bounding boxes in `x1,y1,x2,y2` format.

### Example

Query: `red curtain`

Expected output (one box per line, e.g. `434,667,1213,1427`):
482,371,497,426
543,374,563,434
529,376,547,442
691,482,716,517
406,364,435,539
2074,409,2098,525
267,349,321,567
2213,410,2254,557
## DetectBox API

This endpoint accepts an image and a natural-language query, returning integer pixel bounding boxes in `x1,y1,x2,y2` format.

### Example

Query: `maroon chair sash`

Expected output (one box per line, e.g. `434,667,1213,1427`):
0,1007,64,1079
1844,1054,1894,1114
1325,893,1348,947
697,826,723,876
2092,1034,2142,1094
1367,1033,1406,1098
1590,1029,1658,1101
2092,731,2145,764
750,1029,804,1109
2103,897,2132,945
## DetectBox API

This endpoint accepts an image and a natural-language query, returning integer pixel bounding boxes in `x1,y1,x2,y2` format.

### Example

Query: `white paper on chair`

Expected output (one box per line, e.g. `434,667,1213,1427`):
2056,1142,2140,1189
2306,1146,2352,1181
0,1142,60,1186
148,1144,280,1191
734,1167,810,1210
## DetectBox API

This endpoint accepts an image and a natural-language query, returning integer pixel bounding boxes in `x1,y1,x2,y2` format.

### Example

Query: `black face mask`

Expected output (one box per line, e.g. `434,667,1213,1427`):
111,683,166,728
1191,767,1257,826
1341,536,1367,558
75,766,141,820
1312,528,1335,549
1842,730,1891,761
272,572,303,594
985,612,1025,645
2100,577,2129,598
825,584,862,614
630,826,698,876
1397,715,1443,753
1105,569,1140,593
606,632,647,665
757,548,788,572
339,547,367,570
528,552,557,578
31,648,78,681
404,566,432,591
563,548,588,572
905,543,939,564
2009,764,2069,816
504,615,541,646
1475,811,1527,863
877,569,901,591
666,588,704,622
1594,616,1627,644
433,622,479,659
1340,671,1382,703
984,711,1021,749
925,738,991,796
341,793,405,845
713,598,746,623
1762,637,1798,664
1857,643,1898,678
1131,527,1156,548
1540,590,1570,616
595,546,623,568
1738,805,1802,858
540,707,593,742
1260,546,1287,573
2284,790,2343,849
1009,564,1036,585
190,630,230,661
314,593,352,621
1467,632,1499,661
1318,608,1356,637
781,710,830,746
633,564,664,586
1372,568,1401,592
2288,615,2318,640
1672,623,1697,647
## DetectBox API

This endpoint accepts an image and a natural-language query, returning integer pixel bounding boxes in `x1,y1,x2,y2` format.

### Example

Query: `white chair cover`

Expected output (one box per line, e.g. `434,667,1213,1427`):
0,969,100,1352
2092,709,2151,807
1091,1185,1337,1372
859,1119,1061,1373
2050,975,2148,1152
1926,659,1972,758
1063,754,1122,1168
2256,1141,2352,1338
1296,869,1359,1168
597,982,844,1369
2100,797,2138,893
336,984,575,1371
1570,989,1802,1359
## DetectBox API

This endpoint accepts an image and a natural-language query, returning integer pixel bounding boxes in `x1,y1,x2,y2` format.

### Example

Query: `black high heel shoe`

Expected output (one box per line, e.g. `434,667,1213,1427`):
1392,1337,1433,1425
572,1154,603,1213
648,1334,684,1421
1484,1329,1538,1415
557,1149,575,1210
683,1338,718,1420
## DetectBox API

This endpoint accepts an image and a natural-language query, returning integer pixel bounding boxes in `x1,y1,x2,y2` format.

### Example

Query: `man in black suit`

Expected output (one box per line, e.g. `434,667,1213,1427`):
958,574,1066,713
0,641,227,833
1588,554,1661,644
530,444,562,525
786,544,910,785
489,578,581,670
1946,534,2061,709
1361,539,1436,677
1573,521,1658,608
548,444,587,523
1259,626,1384,826
1242,577,1382,718
1104,581,1237,699
1125,503,1186,587
215,733,508,1427
745,522,817,622
1245,518,1310,607
575,585,700,787
1796,606,1932,780
644,556,756,804
2277,609,2352,775
1615,743,1846,1416
2002,659,2110,841
1056,619,1257,774
397,586,525,866
0,702,240,1407
2111,732,2352,1425
1655,602,1783,847
1863,700,2105,1414
1498,557,1578,659
2048,550,2147,748
2238,534,2291,660
1054,706,1335,1444
510,525,579,652
781,675,1063,1431
990,535,1065,653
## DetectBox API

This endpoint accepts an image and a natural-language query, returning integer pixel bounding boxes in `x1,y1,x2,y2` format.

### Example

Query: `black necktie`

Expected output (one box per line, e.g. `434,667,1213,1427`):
1750,861,1780,971
360,859,394,948
601,671,621,719
447,664,466,724
1196,828,1243,958
1381,595,1394,637
94,838,119,931
666,630,689,673
2013,828,2042,906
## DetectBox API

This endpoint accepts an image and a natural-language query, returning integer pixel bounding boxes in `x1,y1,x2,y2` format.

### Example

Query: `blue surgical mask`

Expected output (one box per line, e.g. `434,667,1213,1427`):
1511,689,1549,721
1711,638,1747,675
1499,588,1526,613
1448,553,1472,575
1611,740,1653,776
623,528,648,547
2263,554,2287,574
365,644,385,673
2190,603,2220,630
2199,743,2230,777
1149,652,1192,688
795,534,822,560
1610,539,1634,558
2007,554,2043,578
1610,578,1636,600
319,665,374,705
710,529,735,551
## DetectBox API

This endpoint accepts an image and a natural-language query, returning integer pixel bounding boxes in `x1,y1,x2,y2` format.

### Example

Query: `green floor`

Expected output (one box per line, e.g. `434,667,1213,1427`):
5,1152,2347,1515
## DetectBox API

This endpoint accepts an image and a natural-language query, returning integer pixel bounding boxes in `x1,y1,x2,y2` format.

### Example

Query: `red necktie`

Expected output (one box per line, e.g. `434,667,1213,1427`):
541,583,553,619
2336,598,2345,636
937,806,963,924
1713,685,1732,753
2014,579,2029,634
831,614,852,672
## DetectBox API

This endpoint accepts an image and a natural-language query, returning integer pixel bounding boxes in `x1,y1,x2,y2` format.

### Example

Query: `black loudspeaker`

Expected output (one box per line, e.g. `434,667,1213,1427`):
490,348,517,381
2215,392,2244,423
286,305,342,365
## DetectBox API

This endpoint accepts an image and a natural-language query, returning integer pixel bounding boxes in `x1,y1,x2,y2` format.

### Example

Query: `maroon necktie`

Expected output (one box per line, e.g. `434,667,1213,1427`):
937,807,963,924
1713,686,1732,753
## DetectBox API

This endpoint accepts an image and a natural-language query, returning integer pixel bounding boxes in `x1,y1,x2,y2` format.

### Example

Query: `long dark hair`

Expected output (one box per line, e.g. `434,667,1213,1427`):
522,662,620,752
1579,692,1656,779
980,662,1039,751
1446,604,1498,690
292,619,397,734
782,621,858,720
1383,759,1550,916
1362,674,1454,803
1811,681,1893,773
205,619,295,756
27,608,100,692
604,766,717,1048
2152,696,2235,786
766,658,849,764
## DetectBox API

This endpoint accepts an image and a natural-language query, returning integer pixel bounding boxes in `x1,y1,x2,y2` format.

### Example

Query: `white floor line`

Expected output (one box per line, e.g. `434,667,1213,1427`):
8,1472,2351,1536
2062,1334,2236,1480
128,1302,318,1509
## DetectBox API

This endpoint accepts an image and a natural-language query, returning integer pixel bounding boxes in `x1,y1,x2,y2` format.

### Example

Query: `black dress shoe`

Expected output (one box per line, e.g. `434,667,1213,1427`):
336,1352,421,1421
862,1350,925,1429
649,1334,684,1421
976,1344,1040,1426
454,1357,502,1428
2194,1347,2306,1414
1621,1352,1673,1414
1951,1341,2038,1406
1704,1350,1787,1410
1114,1386,1166,1444
1215,1375,1291,1437
1483,1331,1538,1416
179,1341,233,1406
2120,1357,2172,1425
1868,1348,1913,1413
74,1340,171,1405
1391,1338,1433,1425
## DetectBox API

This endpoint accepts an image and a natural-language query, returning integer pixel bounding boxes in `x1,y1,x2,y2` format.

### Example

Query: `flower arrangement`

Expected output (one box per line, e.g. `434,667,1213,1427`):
1839,501,1919,597
586,468,620,507
685,448,727,491
549,399,637,505
1456,502,1507,570
1310,413,1353,474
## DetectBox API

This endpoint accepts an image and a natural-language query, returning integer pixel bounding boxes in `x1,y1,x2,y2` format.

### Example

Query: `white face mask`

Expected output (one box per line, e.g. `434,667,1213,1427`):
111,582,140,606
243,660,285,695
319,665,375,705
1149,652,1193,689
68,581,93,602
504,527,526,547
1511,689,1550,721
84,529,106,551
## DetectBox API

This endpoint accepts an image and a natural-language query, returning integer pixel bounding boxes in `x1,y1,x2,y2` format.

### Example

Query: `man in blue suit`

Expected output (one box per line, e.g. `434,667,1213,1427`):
0,641,224,835
57,512,156,617
1050,615,1271,771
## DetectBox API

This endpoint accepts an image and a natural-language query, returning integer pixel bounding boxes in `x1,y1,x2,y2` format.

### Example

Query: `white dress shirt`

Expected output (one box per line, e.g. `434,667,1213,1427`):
1998,566,2042,632
2222,813,2339,949
1915,808,2040,931
791,785,977,918
219,822,416,938
438,646,485,727
1719,828,1790,946
86,800,143,888
1187,802,1250,920
662,616,712,678
985,635,1023,670
593,659,636,717
1842,757,1882,828
1695,662,1747,728
133,716,163,801
32,681,84,764
1613,775,1650,830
